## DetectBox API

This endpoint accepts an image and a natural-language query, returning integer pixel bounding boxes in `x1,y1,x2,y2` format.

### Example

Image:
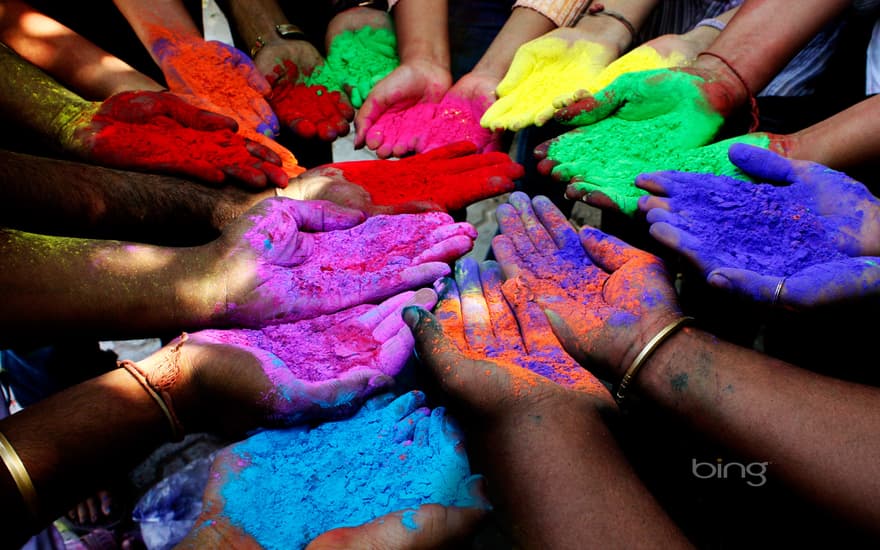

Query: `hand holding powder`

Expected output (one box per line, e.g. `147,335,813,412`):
490,192,683,384
191,391,485,550
536,68,728,215
322,141,523,212
59,90,289,188
267,60,354,142
214,197,477,327
637,144,880,308
188,288,438,425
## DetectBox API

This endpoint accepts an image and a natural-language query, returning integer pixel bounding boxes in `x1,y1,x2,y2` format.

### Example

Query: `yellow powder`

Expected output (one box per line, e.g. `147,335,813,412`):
589,46,687,94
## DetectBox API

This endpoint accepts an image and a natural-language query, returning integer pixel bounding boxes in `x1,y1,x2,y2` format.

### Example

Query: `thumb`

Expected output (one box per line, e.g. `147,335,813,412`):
291,199,366,231
542,308,590,366
403,306,465,382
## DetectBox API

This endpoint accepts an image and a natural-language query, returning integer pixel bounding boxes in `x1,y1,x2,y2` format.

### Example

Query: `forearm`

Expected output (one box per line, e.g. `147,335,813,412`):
0,0,163,99
469,6,557,82
0,366,188,547
476,403,691,548
112,0,201,62
695,0,850,108
0,150,271,245
0,42,92,149
573,0,659,56
636,327,880,531
227,0,291,58
392,0,450,70
785,94,880,170
0,229,217,344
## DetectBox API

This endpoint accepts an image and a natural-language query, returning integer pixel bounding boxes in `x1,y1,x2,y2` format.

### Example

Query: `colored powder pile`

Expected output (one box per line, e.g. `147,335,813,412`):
589,46,687,94
192,303,382,383
666,174,850,275
90,115,264,179
268,59,349,136
308,26,399,107
336,146,519,209
548,69,729,215
421,94,498,153
219,391,481,549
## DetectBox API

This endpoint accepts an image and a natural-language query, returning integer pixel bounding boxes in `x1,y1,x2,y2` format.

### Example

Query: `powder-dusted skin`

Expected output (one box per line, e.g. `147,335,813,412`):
547,69,727,215
332,141,522,210
308,26,399,108
419,93,500,154
218,392,481,549
225,206,477,326
652,172,850,275
483,38,685,131
267,60,353,140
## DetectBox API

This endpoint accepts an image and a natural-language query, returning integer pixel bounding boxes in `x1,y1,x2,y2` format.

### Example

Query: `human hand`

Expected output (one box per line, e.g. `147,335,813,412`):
354,60,452,156
490,192,681,383
183,391,487,549
311,22,399,109
405,256,613,425
534,68,727,215
418,72,504,154
150,30,279,137
186,288,438,428
482,29,619,131
266,59,355,141
637,144,880,308
57,90,288,188
202,196,476,327
292,141,523,214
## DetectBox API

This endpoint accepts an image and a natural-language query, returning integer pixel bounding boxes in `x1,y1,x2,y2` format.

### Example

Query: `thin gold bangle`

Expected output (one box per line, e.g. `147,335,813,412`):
0,430,40,521
614,316,694,406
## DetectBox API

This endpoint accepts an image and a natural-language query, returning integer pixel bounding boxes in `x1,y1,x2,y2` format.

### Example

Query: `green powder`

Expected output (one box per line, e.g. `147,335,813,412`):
307,27,399,107
547,69,764,215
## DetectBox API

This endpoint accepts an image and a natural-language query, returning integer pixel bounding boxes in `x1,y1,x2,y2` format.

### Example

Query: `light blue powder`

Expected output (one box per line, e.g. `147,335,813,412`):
219,391,482,549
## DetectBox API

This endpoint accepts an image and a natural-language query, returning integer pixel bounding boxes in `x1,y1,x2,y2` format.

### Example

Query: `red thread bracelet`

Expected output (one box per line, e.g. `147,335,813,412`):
698,51,760,132
587,3,637,48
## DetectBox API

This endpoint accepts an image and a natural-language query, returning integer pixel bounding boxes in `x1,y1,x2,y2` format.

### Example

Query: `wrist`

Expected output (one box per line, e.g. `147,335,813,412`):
135,334,204,434
574,10,631,57
692,53,751,115
54,101,98,151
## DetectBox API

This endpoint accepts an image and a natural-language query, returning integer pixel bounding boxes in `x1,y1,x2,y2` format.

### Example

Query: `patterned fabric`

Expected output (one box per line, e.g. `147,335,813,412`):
512,0,592,26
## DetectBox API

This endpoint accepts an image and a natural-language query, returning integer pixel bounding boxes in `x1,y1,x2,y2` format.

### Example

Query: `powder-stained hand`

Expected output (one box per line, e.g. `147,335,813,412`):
637,144,880,308
490,192,681,384
206,196,477,327
58,90,289,188
535,68,727,215
293,141,523,214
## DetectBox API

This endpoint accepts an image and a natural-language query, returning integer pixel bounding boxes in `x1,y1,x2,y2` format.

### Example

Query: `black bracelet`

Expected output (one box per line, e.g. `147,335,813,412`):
331,0,389,14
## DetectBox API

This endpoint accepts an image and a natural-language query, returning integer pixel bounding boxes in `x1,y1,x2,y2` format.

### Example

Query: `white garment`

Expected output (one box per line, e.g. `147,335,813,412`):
866,19,880,94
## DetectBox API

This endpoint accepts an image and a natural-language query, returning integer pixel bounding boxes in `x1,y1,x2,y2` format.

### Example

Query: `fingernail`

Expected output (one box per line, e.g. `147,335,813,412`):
402,306,423,329
708,273,730,289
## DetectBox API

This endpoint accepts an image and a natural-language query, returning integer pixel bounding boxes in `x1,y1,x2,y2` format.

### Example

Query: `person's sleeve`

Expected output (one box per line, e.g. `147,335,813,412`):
512,0,591,26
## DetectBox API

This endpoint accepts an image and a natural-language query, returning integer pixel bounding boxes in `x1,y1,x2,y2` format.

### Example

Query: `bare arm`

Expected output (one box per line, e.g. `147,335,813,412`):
393,0,450,71
0,0,163,98
635,327,880,533
111,0,202,59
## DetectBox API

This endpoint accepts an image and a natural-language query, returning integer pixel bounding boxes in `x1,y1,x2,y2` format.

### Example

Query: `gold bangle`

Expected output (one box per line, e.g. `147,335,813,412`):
119,360,184,442
0,430,40,521
614,316,694,405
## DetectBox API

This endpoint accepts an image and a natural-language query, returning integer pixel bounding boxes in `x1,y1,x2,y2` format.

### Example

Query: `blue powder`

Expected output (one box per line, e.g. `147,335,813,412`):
218,391,482,549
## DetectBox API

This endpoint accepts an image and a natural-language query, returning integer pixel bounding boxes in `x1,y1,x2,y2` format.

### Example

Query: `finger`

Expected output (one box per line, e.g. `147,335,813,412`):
583,188,627,213
479,260,523,352
359,291,419,332
245,139,283,165
490,234,524,281
415,141,478,162
542,308,590,366
509,192,557,252
634,172,678,196
100,490,113,516
221,164,268,189
637,194,671,213
86,497,100,523
647,222,721,275
428,220,478,243
377,324,418,372
382,389,427,422
160,93,239,131
432,277,468,351
404,306,473,387
400,261,454,288
579,225,655,273
531,195,583,253
707,268,783,304
171,159,226,184
412,235,476,265
727,142,799,184
455,258,494,350
391,405,430,442
500,278,551,353
372,288,438,340
292,199,366,231
496,202,536,258
413,411,432,446
644,207,687,226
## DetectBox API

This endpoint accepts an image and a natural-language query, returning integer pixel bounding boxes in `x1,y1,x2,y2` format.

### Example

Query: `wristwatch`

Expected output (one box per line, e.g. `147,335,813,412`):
250,23,310,58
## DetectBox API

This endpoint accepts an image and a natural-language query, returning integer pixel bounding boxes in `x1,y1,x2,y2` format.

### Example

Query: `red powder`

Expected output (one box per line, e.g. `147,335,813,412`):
268,60,354,140
331,142,523,211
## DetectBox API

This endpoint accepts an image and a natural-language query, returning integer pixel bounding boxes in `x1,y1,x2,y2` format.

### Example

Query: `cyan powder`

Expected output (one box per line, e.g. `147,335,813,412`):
308,26,399,107
650,171,850,275
218,391,482,549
